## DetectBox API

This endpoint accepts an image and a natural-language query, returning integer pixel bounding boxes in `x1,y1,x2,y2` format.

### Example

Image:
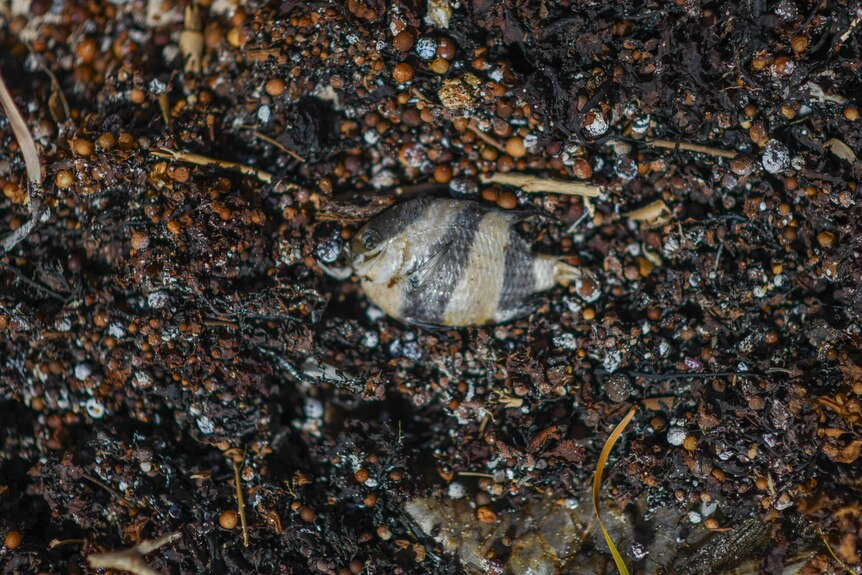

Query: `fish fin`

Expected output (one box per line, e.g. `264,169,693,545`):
494,295,545,323
400,316,449,330
555,260,601,302
505,206,562,226
405,241,451,295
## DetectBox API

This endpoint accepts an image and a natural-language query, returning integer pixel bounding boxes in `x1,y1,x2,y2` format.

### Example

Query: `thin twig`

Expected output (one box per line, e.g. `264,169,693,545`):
836,15,861,48
233,460,250,547
249,130,306,163
81,474,137,510
49,538,85,549
467,121,506,152
151,148,274,183
456,471,495,478
480,172,602,197
645,139,738,159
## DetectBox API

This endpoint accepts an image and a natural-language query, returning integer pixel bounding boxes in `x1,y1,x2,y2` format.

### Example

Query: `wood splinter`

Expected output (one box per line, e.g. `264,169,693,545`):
480,172,602,197
646,139,738,159
151,148,274,184
87,532,181,575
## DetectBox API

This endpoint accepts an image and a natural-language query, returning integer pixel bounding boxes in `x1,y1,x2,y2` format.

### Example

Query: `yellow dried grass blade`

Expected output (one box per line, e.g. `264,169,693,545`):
593,405,637,575
818,528,854,575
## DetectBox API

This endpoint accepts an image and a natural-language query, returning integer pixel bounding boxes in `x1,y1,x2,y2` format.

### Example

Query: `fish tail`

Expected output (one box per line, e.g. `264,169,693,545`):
554,259,601,302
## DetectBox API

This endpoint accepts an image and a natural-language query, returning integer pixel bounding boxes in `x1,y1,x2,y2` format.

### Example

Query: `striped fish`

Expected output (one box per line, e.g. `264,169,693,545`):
349,197,593,327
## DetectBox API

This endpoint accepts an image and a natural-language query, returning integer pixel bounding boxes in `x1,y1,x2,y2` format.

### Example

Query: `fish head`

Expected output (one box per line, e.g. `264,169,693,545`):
350,220,405,284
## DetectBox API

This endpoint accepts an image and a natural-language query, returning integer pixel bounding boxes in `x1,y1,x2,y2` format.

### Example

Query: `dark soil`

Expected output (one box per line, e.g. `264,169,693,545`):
1,0,861,574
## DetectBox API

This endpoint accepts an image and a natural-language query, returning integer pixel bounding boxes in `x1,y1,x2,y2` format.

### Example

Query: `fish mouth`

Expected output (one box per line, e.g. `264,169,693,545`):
352,249,384,278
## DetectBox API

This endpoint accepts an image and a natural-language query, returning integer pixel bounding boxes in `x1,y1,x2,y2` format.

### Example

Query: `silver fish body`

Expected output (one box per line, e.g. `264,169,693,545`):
350,197,588,327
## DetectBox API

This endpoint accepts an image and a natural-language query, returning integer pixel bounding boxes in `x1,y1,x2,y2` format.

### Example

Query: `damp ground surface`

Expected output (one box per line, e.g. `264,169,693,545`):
1,1,861,573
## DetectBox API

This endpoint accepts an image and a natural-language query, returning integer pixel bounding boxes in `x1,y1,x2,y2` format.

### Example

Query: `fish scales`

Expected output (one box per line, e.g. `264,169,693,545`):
403,205,485,325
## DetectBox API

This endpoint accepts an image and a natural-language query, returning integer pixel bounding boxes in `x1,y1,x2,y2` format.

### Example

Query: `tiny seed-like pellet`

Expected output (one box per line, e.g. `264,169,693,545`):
3,530,22,550
265,78,286,97
392,63,414,84
505,136,526,158
73,139,94,156
392,30,415,52
429,57,450,74
218,510,238,529
97,133,116,150
300,506,317,522
55,170,74,189
496,191,517,209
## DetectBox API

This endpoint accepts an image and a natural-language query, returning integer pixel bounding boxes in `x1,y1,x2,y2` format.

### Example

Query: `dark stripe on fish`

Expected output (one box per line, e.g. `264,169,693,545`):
497,226,537,320
400,204,485,325
373,197,433,241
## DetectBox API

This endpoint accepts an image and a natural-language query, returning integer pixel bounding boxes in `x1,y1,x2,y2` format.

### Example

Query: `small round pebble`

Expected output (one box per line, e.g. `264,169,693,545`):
218,510,238,529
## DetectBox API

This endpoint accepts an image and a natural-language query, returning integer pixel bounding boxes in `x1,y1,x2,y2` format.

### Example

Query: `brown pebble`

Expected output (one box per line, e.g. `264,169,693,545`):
582,308,596,321
97,133,116,150
392,30,415,52
476,506,497,523
300,506,317,522
354,468,370,483
392,63,414,84
218,510,238,529
436,36,456,60
265,78,286,97
429,57,450,75
496,191,517,209
683,435,697,451
704,517,719,530
131,231,150,250
791,35,808,54
844,107,860,121
130,88,146,104
572,158,592,179
55,170,74,189
433,164,452,184
4,530,22,549
817,230,836,248
481,188,498,202
73,139,94,157
505,136,526,158
171,166,191,183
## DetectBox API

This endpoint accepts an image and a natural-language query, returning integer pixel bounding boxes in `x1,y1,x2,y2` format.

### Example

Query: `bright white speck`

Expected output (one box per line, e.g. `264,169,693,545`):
553,333,578,350
583,112,609,138
603,349,622,373
364,130,380,145
257,105,271,124
667,427,687,446
304,398,323,419
108,323,125,338
147,291,168,309
688,511,702,524
448,482,466,498
74,364,92,380
197,415,214,434
415,37,437,60
362,331,379,348
762,139,790,174
85,398,105,419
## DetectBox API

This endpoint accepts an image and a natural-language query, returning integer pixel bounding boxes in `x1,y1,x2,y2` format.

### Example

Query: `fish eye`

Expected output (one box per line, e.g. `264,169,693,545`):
362,229,381,250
